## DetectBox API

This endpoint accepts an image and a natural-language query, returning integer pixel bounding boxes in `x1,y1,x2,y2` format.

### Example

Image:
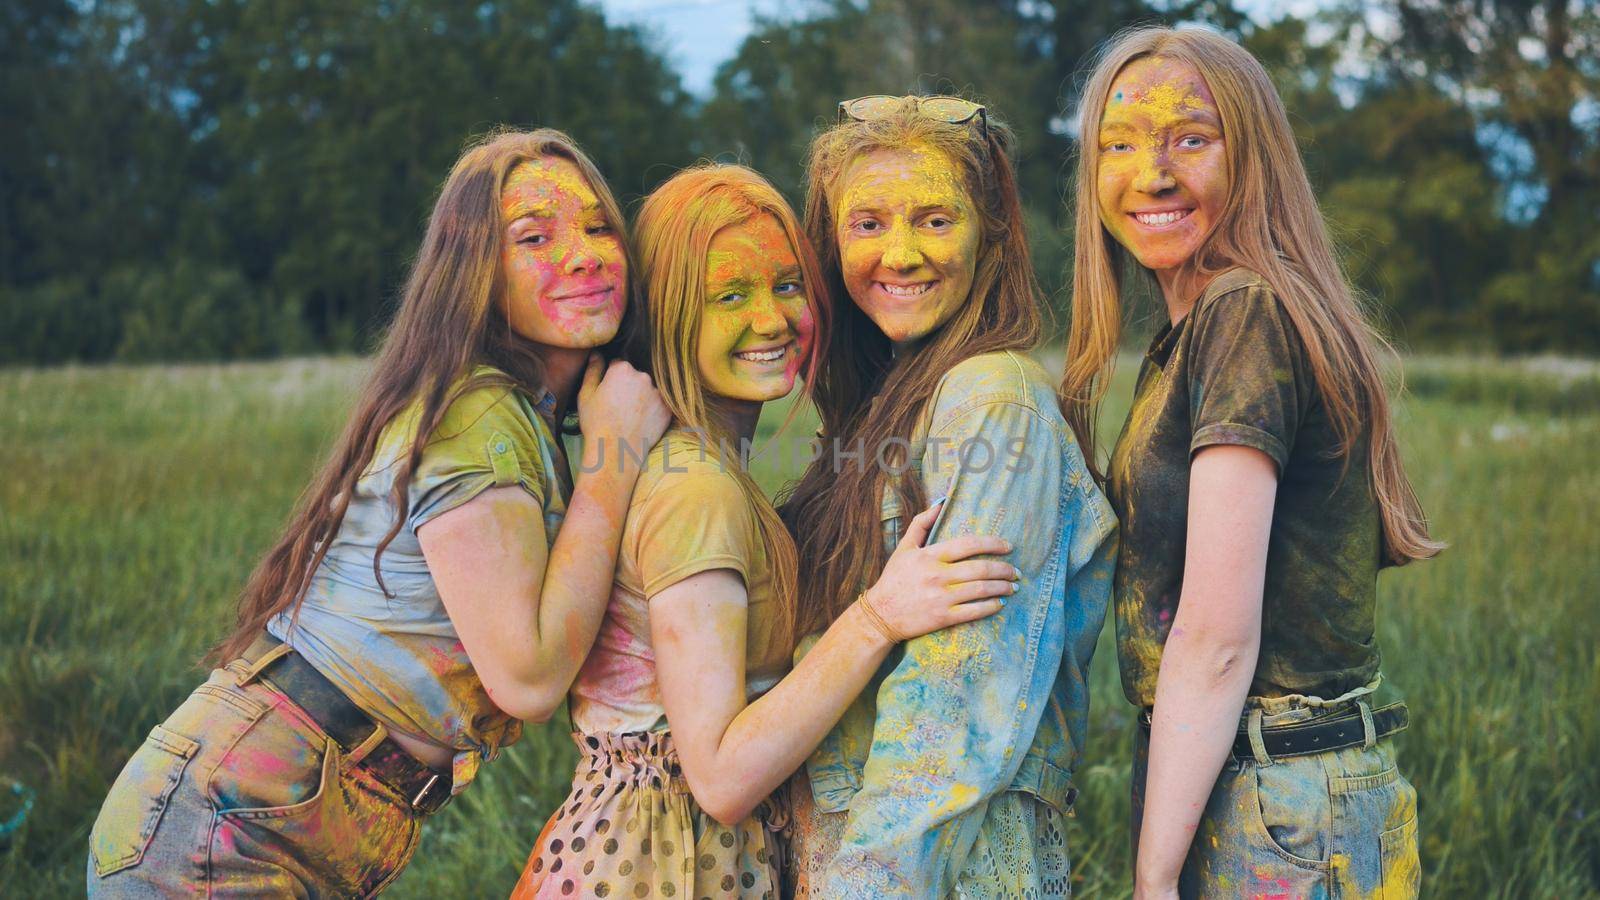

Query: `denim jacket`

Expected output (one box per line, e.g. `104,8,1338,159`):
797,350,1118,897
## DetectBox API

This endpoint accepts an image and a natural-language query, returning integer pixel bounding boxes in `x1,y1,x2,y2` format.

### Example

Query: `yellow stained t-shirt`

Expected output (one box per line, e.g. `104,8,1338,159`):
568,428,787,735
268,365,570,790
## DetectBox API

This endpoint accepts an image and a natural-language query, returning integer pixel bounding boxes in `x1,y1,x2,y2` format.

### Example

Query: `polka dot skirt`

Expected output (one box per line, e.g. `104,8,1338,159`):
512,731,787,900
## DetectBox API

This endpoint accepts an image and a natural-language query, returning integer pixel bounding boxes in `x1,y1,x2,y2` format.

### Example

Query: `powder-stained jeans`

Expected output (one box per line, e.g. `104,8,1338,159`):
87,659,422,897
1132,692,1421,899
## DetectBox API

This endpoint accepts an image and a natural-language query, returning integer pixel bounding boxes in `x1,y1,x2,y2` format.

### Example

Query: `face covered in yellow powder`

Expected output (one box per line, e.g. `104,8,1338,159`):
833,145,981,345
696,213,814,403
498,156,627,349
1096,57,1229,276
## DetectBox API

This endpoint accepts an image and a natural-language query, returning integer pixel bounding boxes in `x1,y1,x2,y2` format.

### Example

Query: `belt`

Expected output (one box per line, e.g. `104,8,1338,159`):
242,634,453,815
1139,701,1409,762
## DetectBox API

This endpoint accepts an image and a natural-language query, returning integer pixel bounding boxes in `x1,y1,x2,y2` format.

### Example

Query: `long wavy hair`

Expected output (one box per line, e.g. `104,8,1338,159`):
623,164,829,652
783,99,1043,638
1060,26,1441,564
213,128,631,662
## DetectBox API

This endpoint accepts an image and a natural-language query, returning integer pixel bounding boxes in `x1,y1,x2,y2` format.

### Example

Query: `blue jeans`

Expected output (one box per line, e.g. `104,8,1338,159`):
1132,690,1421,899
87,656,422,897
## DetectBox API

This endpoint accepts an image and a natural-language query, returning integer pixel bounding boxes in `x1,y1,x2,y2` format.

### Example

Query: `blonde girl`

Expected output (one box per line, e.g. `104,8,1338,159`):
1063,27,1438,899
88,129,670,896
511,163,1018,899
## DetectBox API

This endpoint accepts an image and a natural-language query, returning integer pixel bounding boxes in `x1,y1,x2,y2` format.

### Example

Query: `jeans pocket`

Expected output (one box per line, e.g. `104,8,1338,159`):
1327,747,1416,897
1183,762,1330,899
208,708,419,896
1248,758,1332,872
1379,813,1420,899
90,725,200,877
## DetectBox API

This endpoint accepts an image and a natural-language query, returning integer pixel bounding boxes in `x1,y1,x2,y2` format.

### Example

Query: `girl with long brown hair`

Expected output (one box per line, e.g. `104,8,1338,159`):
87,128,671,896
1064,26,1437,899
511,163,1018,900
782,97,1117,897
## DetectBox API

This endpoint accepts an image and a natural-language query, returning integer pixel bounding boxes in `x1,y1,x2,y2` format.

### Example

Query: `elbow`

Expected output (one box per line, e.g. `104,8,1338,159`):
687,781,756,827
1167,627,1257,687
482,678,565,724
699,796,755,828
1204,644,1251,685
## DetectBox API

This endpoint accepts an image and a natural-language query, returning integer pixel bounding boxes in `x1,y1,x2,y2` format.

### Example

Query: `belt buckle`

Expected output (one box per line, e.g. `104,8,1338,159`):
411,773,451,814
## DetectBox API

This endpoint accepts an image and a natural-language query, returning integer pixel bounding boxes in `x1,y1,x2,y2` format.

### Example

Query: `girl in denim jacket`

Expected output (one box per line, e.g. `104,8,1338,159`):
782,97,1118,898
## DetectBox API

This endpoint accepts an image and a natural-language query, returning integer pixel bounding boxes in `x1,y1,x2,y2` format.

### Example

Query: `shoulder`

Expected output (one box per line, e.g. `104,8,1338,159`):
432,366,535,441
410,366,556,497
634,429,749,512
1192,267,1287,323
927,350,1060,427
933,350,1054,410
370,367,531,470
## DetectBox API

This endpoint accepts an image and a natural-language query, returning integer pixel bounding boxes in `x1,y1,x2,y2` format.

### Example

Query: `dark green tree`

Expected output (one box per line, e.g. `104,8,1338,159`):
1246,14,1513,345
2,0,698,362
1369,0,1600,350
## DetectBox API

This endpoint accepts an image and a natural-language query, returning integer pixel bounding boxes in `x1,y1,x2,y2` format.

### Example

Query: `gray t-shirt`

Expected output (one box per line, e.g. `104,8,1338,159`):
268,365,570,789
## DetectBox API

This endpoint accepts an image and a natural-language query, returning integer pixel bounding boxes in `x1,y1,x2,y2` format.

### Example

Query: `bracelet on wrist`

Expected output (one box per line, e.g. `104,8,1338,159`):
856,590,906,644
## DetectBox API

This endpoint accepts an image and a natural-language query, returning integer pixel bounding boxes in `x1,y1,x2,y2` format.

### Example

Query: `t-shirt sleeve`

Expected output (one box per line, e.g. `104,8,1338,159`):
406,385,550,532
1186,284,1304,472
635,465,757,598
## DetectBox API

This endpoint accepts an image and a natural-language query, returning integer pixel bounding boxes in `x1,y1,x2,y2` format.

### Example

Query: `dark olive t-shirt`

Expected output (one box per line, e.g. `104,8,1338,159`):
1108,268,1385,706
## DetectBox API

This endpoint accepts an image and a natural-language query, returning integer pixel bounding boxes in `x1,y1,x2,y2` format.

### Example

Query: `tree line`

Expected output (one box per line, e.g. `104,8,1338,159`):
3,0,1595,364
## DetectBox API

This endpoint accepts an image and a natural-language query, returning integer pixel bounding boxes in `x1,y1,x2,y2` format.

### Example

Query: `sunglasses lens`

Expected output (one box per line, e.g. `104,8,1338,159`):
843,95,902,121
919,97,981,124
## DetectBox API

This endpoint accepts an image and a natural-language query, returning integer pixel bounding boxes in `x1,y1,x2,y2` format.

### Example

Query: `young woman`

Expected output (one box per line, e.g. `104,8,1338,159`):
510,164,1020,899
1062,27,1439,899
781,98,1117,897
86,129,672,896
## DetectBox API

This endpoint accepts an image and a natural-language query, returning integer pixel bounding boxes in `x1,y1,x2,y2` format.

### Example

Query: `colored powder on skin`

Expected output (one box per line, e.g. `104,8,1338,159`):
700,214,809,399
501,158,625,341
787,306,815,382
1120,79,1208,146
835,144,967,219
501,159,592,220
831,142,983,344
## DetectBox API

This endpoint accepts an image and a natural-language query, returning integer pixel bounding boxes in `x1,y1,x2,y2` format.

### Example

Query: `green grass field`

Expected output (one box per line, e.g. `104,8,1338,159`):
2,353,1597,897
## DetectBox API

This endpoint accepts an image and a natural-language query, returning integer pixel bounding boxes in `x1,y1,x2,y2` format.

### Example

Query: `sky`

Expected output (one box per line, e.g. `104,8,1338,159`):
593,0,1322,96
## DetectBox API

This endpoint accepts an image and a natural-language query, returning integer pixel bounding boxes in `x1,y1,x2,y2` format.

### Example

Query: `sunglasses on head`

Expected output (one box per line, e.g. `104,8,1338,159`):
837,95,988,136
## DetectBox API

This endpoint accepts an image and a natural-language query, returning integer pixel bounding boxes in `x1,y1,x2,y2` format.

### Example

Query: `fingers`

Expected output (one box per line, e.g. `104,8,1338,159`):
944,559,1021,584
578,351,604,402
897,496,946,550
930,533,1012,563
948,579,1018,604
946,597,1006,625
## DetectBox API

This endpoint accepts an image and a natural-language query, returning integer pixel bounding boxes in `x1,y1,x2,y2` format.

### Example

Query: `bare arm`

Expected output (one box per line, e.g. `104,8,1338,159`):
418,357,670,723
1133,444,1277,898
652,503,1015,825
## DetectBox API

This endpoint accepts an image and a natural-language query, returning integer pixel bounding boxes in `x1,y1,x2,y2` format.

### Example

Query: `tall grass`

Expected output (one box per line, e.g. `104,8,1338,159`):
1,354,1596,897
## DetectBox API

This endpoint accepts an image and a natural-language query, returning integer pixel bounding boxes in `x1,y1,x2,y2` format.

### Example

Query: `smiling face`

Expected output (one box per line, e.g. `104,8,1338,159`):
498,156,626,349
696,213,815,403
1096,56,1229,277
833,145,981,345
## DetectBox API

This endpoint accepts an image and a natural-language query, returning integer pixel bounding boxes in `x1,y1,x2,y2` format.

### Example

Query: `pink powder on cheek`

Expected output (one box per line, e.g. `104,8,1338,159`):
786,307,816,381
